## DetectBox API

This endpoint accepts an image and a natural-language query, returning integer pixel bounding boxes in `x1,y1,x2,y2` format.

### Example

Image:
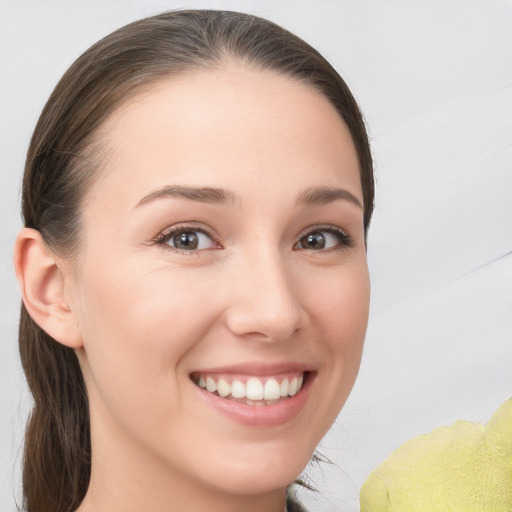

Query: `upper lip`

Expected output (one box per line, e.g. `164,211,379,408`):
189,362,316,377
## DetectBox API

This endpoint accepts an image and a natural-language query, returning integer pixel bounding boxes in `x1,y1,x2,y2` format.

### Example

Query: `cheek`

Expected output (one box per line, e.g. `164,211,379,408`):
75,262,220,423
305,259,369,405
288,260,369,445
80,259,217,346
305,260,370,354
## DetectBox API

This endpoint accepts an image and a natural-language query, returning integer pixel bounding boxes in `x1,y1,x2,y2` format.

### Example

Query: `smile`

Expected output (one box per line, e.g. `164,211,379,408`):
191,372,305,406
190,364,315,427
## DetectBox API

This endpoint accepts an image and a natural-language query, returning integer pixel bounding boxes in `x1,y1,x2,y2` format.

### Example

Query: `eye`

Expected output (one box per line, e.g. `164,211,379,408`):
154,226,219,252
295,226,353,251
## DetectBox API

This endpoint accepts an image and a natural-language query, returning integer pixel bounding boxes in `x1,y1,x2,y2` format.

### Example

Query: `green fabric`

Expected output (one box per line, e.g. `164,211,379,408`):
360,398,512,511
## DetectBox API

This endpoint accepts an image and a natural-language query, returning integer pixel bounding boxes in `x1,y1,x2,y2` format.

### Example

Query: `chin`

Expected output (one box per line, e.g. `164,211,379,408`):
195,438,315,497
207,463,305,497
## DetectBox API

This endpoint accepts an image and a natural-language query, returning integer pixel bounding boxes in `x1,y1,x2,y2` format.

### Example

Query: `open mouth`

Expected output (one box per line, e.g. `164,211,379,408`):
190,371,309,406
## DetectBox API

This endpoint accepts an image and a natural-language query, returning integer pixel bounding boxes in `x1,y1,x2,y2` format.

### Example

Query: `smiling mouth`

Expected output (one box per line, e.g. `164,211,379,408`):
190,372,308,406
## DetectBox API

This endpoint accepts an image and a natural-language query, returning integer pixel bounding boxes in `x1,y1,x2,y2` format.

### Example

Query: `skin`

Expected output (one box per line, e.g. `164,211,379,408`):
16,65,370,512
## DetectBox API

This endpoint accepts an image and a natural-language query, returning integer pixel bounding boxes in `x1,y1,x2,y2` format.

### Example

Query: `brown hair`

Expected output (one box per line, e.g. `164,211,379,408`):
19,10,374,512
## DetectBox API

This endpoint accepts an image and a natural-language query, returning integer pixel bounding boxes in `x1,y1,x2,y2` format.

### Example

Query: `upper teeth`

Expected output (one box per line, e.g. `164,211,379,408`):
197,374,304,400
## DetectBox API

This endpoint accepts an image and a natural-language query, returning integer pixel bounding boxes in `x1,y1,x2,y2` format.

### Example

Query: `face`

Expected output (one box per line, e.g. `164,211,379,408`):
68,65,370,500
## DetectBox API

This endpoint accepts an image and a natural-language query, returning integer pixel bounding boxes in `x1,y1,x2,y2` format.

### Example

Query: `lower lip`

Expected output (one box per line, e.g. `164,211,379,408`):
195,373,315,428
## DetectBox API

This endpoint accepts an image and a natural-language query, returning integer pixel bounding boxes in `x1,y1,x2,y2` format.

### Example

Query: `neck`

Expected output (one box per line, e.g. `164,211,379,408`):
76,411,287,512
78,463,287,512
77,480,287,512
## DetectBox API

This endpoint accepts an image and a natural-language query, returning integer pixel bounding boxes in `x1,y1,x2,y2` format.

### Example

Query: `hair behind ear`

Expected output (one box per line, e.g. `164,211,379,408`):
19,306,90,512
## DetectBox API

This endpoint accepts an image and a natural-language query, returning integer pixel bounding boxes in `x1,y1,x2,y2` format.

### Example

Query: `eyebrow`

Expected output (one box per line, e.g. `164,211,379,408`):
135,185,237,208
135,184,362,210
296,186,363,209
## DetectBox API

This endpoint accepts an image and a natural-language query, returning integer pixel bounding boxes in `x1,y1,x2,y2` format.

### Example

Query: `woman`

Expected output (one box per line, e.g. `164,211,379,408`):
13,10,374,512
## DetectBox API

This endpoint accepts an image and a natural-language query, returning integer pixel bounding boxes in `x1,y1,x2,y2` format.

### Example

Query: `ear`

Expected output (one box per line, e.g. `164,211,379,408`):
13,227,83,348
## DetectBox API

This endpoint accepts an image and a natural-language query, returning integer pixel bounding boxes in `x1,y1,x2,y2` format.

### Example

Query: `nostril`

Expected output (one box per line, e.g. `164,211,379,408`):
224,301,306,342
222,256,309,341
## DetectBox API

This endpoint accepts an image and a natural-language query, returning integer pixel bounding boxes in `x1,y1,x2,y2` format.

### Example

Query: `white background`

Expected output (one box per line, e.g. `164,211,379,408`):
1,1,511,511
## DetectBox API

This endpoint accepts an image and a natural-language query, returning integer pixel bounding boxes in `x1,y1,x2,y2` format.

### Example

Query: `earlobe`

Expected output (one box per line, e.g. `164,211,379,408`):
13,227,83,348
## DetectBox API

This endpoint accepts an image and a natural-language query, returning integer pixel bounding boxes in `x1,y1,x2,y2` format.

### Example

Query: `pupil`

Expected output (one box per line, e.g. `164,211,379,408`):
173,231,198,250
303,232,325,249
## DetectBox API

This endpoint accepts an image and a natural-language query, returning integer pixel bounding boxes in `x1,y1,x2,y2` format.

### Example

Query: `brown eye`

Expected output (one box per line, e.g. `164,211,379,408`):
172,231,199,250
156,227,218,252
299,232,326,250
295,227,354,251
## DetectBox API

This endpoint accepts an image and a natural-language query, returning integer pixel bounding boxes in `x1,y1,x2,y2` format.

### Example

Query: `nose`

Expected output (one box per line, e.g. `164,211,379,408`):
224,246,308,342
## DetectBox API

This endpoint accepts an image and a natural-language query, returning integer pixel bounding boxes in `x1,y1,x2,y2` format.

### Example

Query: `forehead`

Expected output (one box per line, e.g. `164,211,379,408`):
89,65,361,205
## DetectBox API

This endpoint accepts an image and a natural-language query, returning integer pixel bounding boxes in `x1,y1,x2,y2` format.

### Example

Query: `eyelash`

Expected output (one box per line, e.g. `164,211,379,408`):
152,223,354,254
